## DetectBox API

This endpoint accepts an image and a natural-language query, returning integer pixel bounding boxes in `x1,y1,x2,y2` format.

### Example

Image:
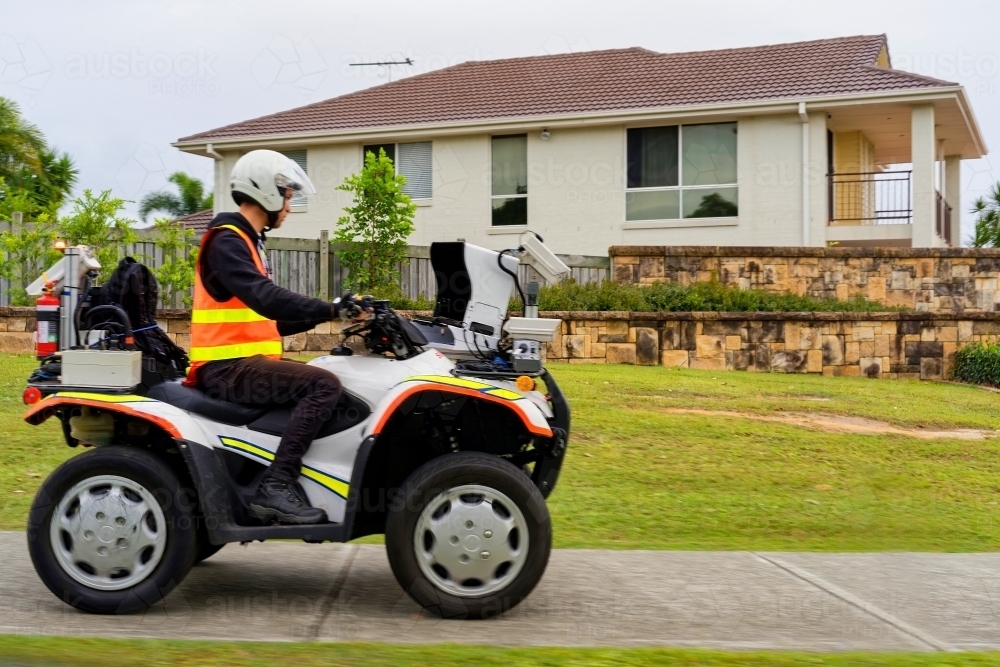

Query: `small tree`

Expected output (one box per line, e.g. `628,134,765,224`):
149,217,197,307
59,189,138,280
970,182,1000,247
0,180,61,305
334,148,416,295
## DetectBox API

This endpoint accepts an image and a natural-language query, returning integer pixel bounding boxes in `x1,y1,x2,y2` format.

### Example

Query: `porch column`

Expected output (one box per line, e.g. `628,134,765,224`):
945,155,962,246
911,104,937,247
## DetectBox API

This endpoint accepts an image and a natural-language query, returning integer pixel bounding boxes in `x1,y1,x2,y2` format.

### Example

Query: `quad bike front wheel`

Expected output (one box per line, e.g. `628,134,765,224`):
385,452,552,619
27,445,197,614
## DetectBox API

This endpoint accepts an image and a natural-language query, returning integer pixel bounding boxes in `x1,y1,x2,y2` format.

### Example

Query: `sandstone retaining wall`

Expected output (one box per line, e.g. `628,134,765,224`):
3,307,998,381
610,246,1000,313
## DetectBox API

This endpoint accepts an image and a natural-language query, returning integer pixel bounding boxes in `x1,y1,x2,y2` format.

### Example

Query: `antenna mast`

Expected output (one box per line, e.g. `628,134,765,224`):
349,58,414,82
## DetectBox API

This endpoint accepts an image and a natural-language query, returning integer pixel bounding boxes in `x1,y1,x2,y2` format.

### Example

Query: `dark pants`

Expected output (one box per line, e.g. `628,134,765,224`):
197,356,342,484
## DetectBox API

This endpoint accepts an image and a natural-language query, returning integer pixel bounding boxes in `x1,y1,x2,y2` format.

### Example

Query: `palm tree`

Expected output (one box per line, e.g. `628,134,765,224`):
0,97,45,180
969,182,1000,247
8,147,78,211
138,171,214,221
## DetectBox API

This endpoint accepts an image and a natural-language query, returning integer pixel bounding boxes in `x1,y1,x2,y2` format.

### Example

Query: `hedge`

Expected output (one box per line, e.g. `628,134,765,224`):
954,341,1000,387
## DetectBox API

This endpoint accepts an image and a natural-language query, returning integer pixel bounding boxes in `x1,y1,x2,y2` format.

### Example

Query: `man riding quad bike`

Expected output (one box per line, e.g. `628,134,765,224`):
22,151,570,619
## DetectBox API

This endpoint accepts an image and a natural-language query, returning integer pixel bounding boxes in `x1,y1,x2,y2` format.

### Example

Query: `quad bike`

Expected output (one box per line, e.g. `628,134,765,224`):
21,235,570,619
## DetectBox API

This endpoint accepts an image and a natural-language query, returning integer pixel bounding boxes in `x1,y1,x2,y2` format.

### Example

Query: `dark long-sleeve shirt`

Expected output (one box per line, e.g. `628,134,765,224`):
199,212,333,337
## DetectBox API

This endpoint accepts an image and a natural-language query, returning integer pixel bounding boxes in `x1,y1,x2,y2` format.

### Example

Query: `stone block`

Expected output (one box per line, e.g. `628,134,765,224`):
859,340,875,358
822,335,844,365
904,341,944,357
607,320,628,336
305,334,337,351
0,332,32,353
937,326,958,342
606,343,636,365
868,278,886,303
568,358,606,364
874,335,891,358
613,263,635,283
660,350,689,368
784,323,801,350
771,350,807,373
725,335,742,350
283,333,307,352
800,327,821,350
958,320,974,341
747,321,783,343
312,320,332,335
807,349,823,373
702,321,743,336
565,335,586,359
169,318,191,334
835,283,849,301
7,317,27,332
599,334,628,343
972,321,1000,335
920,327,935,342
635,328,658,366
845,342,860,364
639,256,665,280
852,326,875,341
731,350,752,371
690,357,726,371
591,342,607,358
920,356,943,380
696,335,725,359
174,333,191,351
899,320,923,335
943,342,957,378
679,321,698,351
860,357,882,378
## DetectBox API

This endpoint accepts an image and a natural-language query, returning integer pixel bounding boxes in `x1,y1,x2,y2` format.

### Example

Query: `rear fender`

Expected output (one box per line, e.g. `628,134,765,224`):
24,392,213,446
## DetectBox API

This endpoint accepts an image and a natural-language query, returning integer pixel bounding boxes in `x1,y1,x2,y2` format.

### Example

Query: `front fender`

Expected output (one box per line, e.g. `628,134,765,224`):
367,375,553,438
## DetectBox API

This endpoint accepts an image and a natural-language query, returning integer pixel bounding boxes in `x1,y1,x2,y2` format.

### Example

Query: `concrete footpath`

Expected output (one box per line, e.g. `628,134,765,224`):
2,532,1000,652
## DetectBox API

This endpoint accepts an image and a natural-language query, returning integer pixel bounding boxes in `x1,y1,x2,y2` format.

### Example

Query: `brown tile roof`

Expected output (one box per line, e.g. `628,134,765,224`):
179,35,956,142
175,209,213,235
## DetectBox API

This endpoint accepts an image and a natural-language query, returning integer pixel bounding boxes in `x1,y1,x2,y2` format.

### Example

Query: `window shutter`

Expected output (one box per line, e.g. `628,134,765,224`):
398,142,432,199
280,150,309,208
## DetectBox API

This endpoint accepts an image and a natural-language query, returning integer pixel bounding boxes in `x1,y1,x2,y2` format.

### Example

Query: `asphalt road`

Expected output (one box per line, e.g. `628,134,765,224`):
2,531,1000,651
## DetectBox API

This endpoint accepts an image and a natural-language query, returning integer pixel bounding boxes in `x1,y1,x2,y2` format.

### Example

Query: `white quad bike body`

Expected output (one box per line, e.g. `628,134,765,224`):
22,237,570,619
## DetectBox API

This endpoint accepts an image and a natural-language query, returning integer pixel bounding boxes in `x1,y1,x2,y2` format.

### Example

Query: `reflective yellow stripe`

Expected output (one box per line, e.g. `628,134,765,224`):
52,392,151,403
484,388,523,400
405,375,493,391
300,467,349,499
191,309,269,324
188,340,284,362
219,436,274,461
219,436,349,499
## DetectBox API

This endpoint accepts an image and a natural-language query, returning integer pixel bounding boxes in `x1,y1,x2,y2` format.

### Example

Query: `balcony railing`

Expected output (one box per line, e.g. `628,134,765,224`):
828,171,912,225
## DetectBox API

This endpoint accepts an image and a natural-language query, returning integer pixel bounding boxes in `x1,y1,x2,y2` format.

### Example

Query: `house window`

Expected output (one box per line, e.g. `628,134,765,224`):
280,150,309,210
491,134,527,226
625,122,737,221
361,142,433,199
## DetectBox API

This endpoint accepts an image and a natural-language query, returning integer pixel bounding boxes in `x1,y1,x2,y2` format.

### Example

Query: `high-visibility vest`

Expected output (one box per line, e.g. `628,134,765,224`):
187,224,282,379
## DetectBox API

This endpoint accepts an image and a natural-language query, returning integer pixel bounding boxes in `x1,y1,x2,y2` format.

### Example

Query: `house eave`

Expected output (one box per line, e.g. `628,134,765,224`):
174,86,983,158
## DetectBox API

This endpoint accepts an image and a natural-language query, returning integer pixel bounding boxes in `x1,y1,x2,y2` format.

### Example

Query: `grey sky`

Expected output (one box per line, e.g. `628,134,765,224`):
3,0,997,240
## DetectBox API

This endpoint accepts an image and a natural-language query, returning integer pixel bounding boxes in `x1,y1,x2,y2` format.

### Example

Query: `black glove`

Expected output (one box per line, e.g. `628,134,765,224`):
333,292,374,320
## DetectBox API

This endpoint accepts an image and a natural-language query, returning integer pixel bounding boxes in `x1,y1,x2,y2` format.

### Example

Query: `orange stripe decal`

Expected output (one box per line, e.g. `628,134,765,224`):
372,385,552,437
25,397,182,439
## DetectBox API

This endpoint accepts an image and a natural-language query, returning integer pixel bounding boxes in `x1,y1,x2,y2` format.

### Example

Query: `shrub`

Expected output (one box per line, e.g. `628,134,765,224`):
509,280,903,313
954,341,1000,387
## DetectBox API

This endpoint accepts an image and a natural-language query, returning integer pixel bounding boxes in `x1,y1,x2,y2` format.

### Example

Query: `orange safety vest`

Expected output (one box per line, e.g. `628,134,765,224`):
186,224,282,381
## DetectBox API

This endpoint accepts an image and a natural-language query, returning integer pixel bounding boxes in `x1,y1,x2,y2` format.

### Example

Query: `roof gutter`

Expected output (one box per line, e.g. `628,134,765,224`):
204,143,224,161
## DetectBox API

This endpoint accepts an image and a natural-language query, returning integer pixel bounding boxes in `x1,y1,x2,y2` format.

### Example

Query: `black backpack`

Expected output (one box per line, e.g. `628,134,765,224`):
89,257,190,378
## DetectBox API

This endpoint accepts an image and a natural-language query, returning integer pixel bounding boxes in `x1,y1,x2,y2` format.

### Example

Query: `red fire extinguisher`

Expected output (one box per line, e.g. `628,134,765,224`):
35,282,59,359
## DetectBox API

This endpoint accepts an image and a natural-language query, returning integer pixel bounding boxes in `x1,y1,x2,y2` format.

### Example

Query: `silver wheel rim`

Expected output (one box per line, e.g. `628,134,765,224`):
49,474,167,591
414,484,529,598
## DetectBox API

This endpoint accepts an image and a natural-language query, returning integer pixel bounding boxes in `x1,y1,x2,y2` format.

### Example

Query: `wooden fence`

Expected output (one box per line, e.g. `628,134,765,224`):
0,232,609,306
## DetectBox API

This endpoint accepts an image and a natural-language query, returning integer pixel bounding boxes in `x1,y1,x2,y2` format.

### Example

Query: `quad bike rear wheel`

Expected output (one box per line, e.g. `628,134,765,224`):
27,446,197,614
385,452,551,619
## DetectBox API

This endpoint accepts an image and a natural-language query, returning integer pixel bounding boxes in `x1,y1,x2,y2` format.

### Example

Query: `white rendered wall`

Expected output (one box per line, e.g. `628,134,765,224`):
227,114,815,255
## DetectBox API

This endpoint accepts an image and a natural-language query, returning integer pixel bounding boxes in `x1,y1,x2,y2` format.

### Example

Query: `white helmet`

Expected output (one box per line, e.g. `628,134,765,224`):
230,149,316,213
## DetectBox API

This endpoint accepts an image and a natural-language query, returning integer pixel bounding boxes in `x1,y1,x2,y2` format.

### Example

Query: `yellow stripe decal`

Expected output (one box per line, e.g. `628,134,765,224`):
484,388,523,401
189,340,284,362
218,436,349,499
52,392,152,403
404,375,524,401
191,309,269,324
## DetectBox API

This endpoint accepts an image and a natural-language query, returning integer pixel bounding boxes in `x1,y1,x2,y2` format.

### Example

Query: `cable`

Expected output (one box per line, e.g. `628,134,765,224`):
498,248,526,318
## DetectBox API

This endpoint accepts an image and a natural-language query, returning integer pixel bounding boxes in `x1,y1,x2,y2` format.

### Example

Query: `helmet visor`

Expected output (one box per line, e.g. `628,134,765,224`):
275,159,317,196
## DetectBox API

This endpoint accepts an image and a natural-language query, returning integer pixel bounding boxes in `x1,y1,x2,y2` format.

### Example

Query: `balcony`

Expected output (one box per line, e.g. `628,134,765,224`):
826,171,953,247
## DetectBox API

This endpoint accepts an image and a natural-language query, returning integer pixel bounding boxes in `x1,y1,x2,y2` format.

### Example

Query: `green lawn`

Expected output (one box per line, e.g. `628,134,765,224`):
5,354,1000,550
1,636,999,667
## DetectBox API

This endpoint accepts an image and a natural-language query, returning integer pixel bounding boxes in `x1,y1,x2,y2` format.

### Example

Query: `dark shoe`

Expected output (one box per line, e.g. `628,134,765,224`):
248,480,328,525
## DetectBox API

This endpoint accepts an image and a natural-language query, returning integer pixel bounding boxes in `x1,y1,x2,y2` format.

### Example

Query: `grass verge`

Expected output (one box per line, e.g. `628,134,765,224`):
5,355,1000,551
1,636,999,667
